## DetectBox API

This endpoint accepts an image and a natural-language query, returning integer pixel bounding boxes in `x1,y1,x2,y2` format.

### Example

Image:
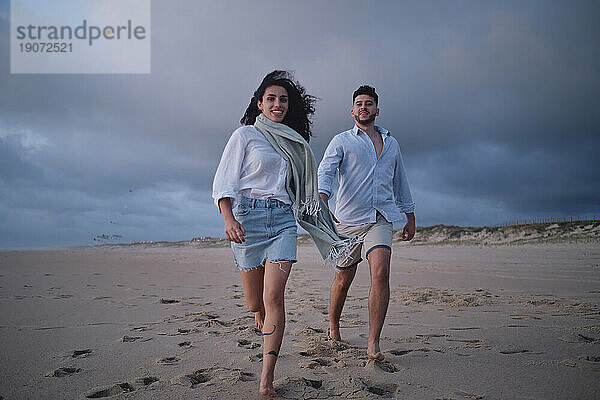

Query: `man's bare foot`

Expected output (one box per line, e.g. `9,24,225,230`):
367,340,384,361
255,311,264,330
328,325,341,341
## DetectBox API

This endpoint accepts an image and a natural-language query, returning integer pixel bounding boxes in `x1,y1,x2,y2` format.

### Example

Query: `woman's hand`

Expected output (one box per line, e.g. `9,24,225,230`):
224,216,246,243
218,197,246,243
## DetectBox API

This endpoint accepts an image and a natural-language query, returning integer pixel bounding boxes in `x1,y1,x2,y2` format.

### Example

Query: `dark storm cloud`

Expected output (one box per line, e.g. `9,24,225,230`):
0,135,44,181
1,0,599,249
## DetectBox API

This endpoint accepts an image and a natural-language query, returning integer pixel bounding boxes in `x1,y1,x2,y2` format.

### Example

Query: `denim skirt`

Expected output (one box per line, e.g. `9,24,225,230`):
231,196,298,270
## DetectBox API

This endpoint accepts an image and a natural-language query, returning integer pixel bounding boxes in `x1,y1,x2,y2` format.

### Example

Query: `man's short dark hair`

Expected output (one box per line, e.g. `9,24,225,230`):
352,85,378,105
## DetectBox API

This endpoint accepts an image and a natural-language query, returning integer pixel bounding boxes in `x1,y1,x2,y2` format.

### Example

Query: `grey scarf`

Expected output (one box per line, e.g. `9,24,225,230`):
254,113,356,266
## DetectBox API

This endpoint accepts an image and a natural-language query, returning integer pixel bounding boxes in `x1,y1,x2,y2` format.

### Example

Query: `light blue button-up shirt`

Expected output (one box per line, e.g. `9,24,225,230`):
317,125,415,226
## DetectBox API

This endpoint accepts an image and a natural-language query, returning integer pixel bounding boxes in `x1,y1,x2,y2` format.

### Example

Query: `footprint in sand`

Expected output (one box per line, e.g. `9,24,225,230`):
582,355,600,362
120,335,152,342
230,315,255,325
446,338,485,349
135,376,159,386
35,326,66,331
562,358,600,371
559,333,600,343
447,338,483,344
86,383,135,398
299,338,365,367
360,359,404,373
197,319,232,328
86,377,158,398
298,357,333,369
92,296,112,301
499,348,531,355
576,333,600,343
157,356,179,365
171,366,256,388
275,377,324,398
130,326,151,332
292,326,325,336
237,339,260,349
363,381,397,397
172,371,210,387
448,327,481,331
45,367,82,377
389,349,413,356
329,377,398,398
70,349,92,358
390,348,437,356
248,352,263,362
159,298,180,304
53,294,74,299
186,311,219,322
510,314,541,320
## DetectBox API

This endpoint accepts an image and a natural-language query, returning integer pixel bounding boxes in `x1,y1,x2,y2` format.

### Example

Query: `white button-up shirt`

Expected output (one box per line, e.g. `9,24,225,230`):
212,125,290,208
317,125,415,226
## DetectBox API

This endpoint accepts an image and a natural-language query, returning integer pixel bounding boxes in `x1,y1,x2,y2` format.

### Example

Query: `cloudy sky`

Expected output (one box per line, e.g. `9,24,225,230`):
1,0,599,250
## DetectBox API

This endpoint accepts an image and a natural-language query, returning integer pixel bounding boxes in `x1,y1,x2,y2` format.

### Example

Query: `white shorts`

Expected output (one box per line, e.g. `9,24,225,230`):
335,212,393,269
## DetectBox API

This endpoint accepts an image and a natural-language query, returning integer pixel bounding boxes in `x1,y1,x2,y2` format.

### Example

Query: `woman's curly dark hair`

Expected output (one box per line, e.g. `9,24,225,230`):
240,70,316,142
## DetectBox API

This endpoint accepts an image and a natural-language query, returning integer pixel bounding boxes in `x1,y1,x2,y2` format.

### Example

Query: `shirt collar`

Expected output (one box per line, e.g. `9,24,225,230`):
353,124,390,136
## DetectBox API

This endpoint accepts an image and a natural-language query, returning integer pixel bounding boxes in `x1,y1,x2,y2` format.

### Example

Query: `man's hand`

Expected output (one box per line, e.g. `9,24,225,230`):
401,213,416,241
319,193,339,223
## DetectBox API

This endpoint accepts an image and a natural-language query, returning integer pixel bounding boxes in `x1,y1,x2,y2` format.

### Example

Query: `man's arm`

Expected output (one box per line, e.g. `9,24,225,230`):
317,136,343,200
402,212,415,241
392,142,415,214
318,136,343,223
393,141,416,241
319,193,339,223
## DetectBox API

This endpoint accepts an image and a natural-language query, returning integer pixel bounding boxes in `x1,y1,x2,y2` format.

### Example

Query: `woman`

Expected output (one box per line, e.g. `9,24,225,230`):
212,71,351,397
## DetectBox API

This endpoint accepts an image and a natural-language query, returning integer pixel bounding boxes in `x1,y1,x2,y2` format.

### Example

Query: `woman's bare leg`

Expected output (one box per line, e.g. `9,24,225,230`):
239,266,265,329
259,259,292,397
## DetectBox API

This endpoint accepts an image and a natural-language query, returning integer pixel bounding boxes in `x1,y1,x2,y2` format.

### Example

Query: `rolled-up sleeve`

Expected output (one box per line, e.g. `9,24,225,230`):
317,136,343,198
393,143,415,213
212,129,246,209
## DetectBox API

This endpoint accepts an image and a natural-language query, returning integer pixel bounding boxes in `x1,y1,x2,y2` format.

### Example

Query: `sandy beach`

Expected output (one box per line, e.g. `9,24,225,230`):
1,243,599,399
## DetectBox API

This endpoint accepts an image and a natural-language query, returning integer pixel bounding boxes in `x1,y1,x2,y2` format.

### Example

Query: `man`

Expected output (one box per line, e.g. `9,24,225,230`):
318,85,416,361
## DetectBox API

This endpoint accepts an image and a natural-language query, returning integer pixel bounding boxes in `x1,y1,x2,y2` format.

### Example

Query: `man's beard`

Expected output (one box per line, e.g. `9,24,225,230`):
354,113,376,125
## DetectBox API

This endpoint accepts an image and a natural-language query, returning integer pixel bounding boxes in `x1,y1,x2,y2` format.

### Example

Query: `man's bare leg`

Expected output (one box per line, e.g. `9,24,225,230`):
366,247,391,360
239,266,265,330
329,265,358,341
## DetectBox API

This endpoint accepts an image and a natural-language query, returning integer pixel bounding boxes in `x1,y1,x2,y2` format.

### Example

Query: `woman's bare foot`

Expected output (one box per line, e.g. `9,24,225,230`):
255,311,265,330
367,340,384,361
328,325,341,341
259,375,276,397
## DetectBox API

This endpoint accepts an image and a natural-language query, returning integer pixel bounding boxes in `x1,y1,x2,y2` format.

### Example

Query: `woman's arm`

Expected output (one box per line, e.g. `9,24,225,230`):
218,197,246,243
212,129,246,208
